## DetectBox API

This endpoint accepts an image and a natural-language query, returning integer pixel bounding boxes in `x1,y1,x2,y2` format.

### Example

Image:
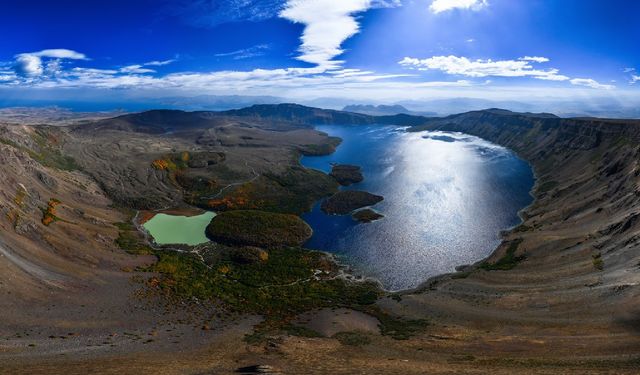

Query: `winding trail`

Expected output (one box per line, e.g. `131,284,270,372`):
204,162,259,199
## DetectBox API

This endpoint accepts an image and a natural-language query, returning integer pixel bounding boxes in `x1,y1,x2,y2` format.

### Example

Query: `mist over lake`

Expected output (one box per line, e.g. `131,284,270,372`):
302,125,535,291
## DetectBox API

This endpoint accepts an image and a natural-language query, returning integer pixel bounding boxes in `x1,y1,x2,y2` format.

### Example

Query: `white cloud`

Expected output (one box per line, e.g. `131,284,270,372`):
13,49,88,77
0,72,16,82
520,56,549,63
120,65,156,74
71,67,118,75
570,78,614,90
14,54,44,77
215,44,270,60
372,0,402,7
44,59,63,76
429,0,488,14
144,59,176,66
26,49,88,60
624,68,639,84
398,55,568,81
279,0,373,68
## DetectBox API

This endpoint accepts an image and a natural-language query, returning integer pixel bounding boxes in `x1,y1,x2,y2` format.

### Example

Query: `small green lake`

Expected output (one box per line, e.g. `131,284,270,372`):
143,211,216,246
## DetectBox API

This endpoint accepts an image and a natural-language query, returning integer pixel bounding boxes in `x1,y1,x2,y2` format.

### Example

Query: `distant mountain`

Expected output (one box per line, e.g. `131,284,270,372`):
342,104,436,117
79,104,639,140
157,95,286,111
220,103,376,125
77,103,433,134
220,103,431,126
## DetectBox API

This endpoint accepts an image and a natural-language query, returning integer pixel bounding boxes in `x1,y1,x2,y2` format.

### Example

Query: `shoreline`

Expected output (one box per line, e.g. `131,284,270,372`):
300,125,538,293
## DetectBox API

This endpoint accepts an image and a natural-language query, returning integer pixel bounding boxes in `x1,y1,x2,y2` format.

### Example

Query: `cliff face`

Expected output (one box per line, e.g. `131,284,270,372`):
396,110,640,342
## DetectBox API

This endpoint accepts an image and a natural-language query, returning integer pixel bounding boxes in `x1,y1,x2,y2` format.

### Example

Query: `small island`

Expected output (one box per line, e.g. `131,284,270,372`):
352,208,384,223
330,164,364,186
206,210,312,247
321,190,384,215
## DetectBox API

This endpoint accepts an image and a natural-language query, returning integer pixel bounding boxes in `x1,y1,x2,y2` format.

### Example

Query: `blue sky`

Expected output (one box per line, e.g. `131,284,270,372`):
0,0,638,111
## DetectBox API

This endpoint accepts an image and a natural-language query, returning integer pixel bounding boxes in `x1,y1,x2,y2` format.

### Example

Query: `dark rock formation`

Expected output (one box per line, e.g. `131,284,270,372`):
352,208,384,223
330,164,364,186
206,210,312,247
321,191,383,215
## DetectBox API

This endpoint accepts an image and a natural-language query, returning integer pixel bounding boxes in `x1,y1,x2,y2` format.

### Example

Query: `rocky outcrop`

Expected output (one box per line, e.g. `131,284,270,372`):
321,191,383,215
352,208,384,223
330,164,364,186
206,210,312,247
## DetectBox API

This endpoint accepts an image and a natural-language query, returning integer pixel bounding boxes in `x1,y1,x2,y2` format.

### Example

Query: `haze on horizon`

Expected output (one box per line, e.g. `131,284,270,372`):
1,0,639,117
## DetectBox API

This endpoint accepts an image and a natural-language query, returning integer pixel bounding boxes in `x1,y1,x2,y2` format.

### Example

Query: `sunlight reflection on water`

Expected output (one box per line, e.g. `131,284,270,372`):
302,125,534,291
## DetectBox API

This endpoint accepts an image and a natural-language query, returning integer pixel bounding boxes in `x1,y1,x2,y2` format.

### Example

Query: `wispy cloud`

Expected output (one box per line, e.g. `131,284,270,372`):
22,49,88,60
624,68,639,84
570,78,615,90
165,0,283,28
429,0,488,14
144,59,177,66
215,44,270,60
520,56,549,63
398,55,569,81
119,59,176,74
120,65,156,74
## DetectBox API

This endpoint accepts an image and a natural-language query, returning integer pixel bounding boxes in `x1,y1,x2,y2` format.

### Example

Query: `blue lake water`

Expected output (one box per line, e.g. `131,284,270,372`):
301,125,534,291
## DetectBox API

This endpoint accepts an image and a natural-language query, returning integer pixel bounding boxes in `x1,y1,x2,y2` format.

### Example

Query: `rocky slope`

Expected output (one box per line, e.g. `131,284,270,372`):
385,109,640,361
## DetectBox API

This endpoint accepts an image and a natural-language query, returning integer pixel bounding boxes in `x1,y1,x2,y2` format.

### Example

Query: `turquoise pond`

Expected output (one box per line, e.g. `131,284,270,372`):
143,212,216,246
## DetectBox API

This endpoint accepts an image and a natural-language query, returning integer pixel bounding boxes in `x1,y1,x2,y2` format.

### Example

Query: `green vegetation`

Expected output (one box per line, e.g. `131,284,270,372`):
513,224,532,232
451,271,471,279
333,331,372,346
145,247,382,325
330,164,363,186
352,208,384,223
206,210,312,247
298,137,342,156
537,180,559,194
116,210,428,342
368,307,429,340
0,129,79,171
230,246,269,264
14,186,27,208
481,239,525,271
150,151,192,171
283,325,322,338
202,167,339,215
31,129,79,170
321,190,384,215
114,221,154,255
592,253,604,271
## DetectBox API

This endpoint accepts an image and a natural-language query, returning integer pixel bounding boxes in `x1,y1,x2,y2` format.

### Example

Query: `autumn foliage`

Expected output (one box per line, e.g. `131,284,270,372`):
42,198,61,226
151,159,171,170
206,184,259,210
